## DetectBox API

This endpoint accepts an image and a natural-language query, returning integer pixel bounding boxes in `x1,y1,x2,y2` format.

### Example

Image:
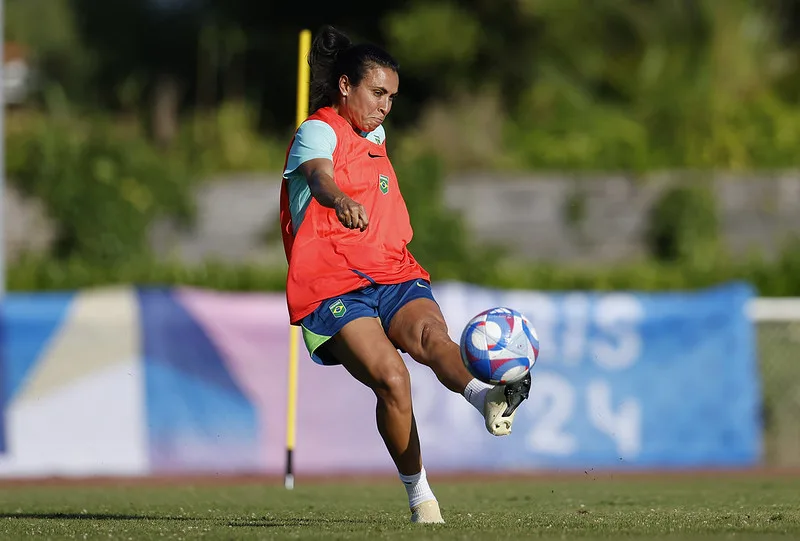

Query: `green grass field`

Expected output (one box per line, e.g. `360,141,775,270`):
0,473,798,540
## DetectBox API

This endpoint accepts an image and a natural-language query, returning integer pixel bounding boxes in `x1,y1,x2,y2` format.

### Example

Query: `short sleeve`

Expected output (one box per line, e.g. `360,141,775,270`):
365,124,386,145
283,120,337,176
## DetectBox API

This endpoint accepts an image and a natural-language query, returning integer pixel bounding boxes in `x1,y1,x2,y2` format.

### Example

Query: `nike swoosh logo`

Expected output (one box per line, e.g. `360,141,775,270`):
367,152,384,158
415,281,429,289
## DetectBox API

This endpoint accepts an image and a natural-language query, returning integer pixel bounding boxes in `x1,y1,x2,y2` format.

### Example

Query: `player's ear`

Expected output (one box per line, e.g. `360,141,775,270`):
338,75,351,98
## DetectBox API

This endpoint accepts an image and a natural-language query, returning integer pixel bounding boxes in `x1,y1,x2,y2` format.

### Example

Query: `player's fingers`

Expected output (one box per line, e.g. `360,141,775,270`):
358,207,369,230
350,207,363,230
353,207,363,227
344,205,359,229
340,202,366,229
340,208,354,228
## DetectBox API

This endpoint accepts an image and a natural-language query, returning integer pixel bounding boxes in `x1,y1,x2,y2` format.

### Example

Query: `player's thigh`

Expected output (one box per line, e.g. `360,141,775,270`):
301,292,378,366
324,316,411,393
386,297,451,362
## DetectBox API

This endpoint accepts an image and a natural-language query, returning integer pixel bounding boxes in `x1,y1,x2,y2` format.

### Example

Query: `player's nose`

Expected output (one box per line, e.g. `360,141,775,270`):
378,96,390,116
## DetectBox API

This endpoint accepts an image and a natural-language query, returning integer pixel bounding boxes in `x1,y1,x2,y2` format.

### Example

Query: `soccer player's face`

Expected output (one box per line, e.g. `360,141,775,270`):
340,66,398,133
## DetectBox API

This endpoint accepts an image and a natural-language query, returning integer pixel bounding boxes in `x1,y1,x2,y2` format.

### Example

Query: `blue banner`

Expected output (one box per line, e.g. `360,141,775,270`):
422,281,761,470
0,283,761,477
0,303,5,454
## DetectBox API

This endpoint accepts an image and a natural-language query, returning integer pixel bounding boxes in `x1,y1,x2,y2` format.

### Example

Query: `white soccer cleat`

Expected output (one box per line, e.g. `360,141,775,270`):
410,499,444,524
484,385,514,436
483,372,531,436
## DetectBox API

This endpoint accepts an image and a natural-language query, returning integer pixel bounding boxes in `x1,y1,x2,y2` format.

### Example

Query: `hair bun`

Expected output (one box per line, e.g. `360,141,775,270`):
316,25,352,58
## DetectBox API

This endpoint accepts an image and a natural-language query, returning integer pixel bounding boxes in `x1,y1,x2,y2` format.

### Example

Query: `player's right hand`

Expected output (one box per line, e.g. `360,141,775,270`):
334,196,369,231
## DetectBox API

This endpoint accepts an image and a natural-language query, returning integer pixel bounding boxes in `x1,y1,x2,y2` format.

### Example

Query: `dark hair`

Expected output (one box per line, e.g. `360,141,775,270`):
308,25,400,112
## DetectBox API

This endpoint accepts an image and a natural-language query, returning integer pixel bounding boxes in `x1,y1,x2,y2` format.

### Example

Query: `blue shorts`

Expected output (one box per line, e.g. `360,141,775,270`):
300,278,437,366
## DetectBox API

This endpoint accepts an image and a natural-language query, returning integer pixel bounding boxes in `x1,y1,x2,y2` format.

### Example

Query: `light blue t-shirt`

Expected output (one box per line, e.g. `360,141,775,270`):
284,120,386,231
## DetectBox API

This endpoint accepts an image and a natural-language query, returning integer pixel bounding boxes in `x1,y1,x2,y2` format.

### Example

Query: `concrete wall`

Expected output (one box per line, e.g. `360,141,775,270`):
5,172,800,265
445,172,800,262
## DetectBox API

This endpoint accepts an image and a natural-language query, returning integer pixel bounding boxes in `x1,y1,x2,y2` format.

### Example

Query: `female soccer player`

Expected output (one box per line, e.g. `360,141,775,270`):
279,25,531,523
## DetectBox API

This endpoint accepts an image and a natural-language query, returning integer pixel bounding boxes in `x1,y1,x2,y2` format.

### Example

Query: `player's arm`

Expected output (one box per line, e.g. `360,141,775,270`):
299,158,369,231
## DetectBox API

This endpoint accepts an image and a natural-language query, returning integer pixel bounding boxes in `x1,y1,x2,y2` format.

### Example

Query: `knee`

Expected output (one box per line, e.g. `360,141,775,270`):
373,362,412,408
412,318,451,365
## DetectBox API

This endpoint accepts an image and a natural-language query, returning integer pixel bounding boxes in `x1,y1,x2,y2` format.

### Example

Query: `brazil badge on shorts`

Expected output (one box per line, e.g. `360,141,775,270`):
378,174,389,195
329,299,346,318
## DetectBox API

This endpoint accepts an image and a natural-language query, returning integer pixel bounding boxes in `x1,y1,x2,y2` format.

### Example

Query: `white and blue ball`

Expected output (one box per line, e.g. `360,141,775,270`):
459,307,539,385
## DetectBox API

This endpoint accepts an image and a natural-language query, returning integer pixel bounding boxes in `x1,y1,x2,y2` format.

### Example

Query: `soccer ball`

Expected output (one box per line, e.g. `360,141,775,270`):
459,307,539,385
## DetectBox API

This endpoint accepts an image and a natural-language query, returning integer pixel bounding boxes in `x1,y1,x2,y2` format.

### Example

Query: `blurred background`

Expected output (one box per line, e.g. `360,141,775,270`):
1,0,800,478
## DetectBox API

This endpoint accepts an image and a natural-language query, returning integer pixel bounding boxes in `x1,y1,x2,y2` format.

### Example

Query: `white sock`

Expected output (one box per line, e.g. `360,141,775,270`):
463,378,493,413
399,466,436,509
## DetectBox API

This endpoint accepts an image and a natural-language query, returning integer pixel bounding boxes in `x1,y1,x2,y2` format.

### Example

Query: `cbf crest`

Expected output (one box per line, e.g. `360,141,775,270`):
329,299,346,318
378,174,390,194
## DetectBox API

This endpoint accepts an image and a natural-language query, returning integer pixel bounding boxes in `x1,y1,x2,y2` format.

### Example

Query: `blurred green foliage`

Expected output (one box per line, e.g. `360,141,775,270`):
5,0,800,292
10,238,800,295
6,112,800,294
396,153,501,283
5,0,800,171
5,100,288,265
644,182,722,267
172,102,289,176
6,106,196,265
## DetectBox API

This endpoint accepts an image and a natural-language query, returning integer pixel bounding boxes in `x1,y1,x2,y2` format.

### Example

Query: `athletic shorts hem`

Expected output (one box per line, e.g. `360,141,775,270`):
299,278,436,366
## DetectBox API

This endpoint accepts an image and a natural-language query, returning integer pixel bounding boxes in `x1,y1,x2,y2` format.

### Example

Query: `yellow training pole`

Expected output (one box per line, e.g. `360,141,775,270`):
285,28,311,491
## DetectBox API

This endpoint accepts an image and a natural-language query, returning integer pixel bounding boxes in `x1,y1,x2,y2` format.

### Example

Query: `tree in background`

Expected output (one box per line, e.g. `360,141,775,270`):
6,0,800,171
5,0,800,290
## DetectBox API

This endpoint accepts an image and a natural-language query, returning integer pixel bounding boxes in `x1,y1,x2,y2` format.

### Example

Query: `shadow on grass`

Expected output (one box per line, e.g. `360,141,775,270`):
1,513,375,527
228,517,373,528
0,512,194,521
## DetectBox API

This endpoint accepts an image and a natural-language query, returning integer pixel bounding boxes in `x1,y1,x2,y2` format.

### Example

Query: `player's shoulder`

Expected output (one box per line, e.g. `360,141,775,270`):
297,118,336,139
294,119,338,154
